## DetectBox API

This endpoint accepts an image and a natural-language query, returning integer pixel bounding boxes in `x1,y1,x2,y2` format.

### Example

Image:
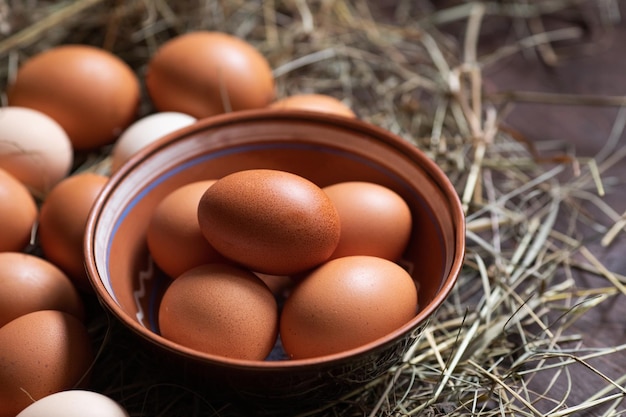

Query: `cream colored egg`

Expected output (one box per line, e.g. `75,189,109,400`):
111,112,196,173
0,107,72,196
16,390,129,417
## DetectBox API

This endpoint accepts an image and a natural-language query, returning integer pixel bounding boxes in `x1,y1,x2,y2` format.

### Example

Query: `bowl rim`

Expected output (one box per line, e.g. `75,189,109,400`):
85,109,466,370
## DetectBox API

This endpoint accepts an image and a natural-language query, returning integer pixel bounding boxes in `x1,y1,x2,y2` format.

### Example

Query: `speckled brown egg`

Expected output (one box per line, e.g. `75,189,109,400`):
37,173,108,292
0,169,37,252
269,94,356,118
147,180,227,279
145,31,275,118
197,169,340,275
323,181,412,261
0,310,94,417
7,45,140,150
0,252,84,327
158,263,278,360
280,255,418,359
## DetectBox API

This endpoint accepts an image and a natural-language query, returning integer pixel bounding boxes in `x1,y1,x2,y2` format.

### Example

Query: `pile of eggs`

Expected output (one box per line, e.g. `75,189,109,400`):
0,30,411,415
150,168,418,361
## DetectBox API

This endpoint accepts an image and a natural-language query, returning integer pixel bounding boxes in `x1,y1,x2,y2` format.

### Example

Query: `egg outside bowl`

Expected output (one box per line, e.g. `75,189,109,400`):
84,109,465,412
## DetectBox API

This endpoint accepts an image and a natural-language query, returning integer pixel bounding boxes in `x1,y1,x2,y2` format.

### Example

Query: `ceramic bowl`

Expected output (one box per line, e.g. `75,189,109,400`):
84,109,465,412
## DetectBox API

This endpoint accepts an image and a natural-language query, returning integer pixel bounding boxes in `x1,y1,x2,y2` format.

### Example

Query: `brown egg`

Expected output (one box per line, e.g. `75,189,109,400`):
0,252,84,327
269,94,356,118
280,256,418,359
37,173,108,291
146,180,226,278
158,263,278,360
0,310,94,417
197,169,340,275
145,31,275,118
323,181,412,261
0,169,37,252
7,45,140,150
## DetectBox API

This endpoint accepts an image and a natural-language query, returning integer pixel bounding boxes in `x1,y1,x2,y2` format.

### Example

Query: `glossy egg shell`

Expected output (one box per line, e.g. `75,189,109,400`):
0,310,94,417
38,173,109,292
145,31,275,118
146,180,226,278
16,390,129,417
269,94,356,118
323,181,412,261
0,252,84,327
280,255,418,359
0,168,37,252
0,107,73,196
7,45,140,150
111,112,197,173
197,169,341,275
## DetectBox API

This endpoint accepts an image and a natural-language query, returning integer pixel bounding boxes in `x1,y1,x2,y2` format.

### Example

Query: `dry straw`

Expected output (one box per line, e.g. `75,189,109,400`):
1,0,625,416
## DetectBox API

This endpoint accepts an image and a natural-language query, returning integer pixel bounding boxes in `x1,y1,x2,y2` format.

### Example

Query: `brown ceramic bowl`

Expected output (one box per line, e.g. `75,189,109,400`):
85,109,465,412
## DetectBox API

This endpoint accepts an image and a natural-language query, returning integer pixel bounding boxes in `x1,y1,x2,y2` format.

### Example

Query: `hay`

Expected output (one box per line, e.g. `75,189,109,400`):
2,0,625,416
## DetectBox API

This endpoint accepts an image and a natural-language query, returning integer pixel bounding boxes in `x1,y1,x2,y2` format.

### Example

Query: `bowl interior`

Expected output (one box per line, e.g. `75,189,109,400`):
86,110,464,368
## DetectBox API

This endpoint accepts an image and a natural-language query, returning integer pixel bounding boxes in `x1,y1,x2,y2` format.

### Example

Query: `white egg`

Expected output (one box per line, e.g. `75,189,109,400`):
111,111,196,172
16,390,129,417
0,107,73,196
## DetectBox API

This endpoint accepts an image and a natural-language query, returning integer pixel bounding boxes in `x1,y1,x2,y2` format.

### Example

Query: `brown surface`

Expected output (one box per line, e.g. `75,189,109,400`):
481,10,626,415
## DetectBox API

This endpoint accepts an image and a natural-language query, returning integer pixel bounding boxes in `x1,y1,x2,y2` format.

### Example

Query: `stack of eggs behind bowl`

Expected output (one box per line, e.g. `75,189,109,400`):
148,168,418,361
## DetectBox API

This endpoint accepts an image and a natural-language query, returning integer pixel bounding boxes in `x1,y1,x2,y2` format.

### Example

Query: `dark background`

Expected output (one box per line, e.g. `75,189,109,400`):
457,3,626,413
373,1,626,413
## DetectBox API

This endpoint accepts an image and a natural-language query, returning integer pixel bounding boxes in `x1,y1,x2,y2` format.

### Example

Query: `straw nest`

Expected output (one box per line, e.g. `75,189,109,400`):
1,0,625,416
